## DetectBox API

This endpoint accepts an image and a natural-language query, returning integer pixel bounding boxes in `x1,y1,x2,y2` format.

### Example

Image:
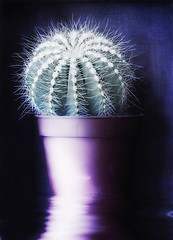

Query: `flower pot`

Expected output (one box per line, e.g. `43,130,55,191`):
37,115,143,203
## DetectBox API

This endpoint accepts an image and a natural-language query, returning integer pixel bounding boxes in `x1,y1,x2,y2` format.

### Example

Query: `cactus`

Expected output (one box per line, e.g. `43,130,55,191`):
22,21,135,116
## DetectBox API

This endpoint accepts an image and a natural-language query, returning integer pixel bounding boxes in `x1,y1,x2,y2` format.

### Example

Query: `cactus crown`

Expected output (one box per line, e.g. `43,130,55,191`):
21,21,136,116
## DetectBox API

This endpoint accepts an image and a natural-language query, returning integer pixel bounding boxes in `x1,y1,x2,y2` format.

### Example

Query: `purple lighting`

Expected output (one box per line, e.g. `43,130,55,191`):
167,211,173,218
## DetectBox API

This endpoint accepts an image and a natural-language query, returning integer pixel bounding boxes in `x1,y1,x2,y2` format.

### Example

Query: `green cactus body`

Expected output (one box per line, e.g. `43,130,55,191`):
23,25,134,116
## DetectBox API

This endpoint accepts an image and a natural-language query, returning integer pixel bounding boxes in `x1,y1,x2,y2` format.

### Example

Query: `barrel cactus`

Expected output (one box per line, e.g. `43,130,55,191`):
22,21,135,116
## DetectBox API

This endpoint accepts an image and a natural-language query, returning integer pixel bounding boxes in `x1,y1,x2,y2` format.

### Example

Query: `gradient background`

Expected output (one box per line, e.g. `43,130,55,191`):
0,0,173,239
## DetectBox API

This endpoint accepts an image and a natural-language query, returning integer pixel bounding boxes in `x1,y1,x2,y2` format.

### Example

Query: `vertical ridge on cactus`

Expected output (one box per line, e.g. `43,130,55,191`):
21,20,136,116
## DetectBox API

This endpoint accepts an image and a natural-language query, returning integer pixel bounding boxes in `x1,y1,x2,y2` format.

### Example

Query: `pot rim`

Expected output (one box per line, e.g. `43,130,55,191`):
36,113,143,120
37,114,143,138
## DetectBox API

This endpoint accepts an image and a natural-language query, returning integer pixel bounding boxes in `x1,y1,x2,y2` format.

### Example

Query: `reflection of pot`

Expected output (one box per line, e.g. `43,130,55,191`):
37,115,143,202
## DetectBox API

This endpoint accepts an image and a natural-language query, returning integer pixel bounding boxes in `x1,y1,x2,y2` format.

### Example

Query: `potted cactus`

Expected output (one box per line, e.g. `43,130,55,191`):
20,21,142,201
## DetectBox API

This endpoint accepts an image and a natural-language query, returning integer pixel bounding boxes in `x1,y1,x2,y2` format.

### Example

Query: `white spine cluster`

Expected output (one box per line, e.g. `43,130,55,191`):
22,21,135,116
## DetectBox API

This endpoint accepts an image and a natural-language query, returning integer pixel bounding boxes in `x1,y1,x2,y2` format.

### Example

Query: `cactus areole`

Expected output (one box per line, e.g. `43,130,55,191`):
23,22,136,116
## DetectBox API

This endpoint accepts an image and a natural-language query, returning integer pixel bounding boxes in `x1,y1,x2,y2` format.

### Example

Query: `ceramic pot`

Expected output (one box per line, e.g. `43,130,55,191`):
37,115,143,203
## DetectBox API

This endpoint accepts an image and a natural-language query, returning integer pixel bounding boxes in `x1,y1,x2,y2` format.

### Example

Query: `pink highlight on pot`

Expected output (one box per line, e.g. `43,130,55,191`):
43,136,97,201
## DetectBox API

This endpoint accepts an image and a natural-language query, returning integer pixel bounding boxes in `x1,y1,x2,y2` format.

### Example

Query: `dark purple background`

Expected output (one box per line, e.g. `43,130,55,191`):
0,1,173,239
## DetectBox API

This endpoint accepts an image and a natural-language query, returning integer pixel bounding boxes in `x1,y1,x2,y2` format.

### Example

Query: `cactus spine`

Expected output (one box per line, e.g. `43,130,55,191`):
23,22,135,116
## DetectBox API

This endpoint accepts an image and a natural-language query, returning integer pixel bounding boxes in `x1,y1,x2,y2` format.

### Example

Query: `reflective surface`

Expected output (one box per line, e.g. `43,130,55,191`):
1,192,173,240
38,196,102,240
